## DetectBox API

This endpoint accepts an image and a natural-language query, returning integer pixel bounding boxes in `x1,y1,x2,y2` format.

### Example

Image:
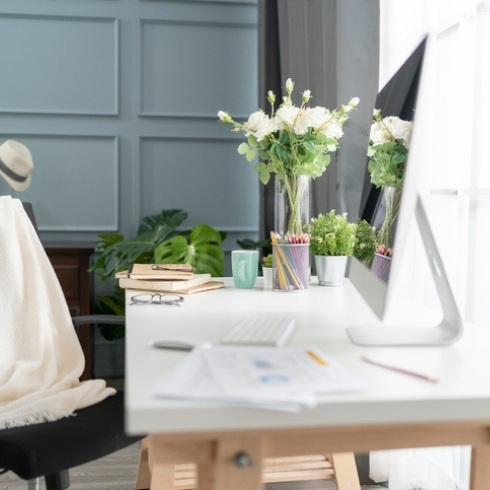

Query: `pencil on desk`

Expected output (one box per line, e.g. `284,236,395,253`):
361,355,439,383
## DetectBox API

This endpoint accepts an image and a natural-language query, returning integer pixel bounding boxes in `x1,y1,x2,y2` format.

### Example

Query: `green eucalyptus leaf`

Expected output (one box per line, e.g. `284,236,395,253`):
302,141,316,154
259,169,271,185
275,145,291,166
245,149,257,162
279,131,290,145
391,152,406,165
253,161,267,173
315,132,327,144
237,142,250,155
248,134,258,148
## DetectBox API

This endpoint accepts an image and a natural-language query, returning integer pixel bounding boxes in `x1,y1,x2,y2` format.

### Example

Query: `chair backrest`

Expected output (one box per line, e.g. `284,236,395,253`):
21,202,39,235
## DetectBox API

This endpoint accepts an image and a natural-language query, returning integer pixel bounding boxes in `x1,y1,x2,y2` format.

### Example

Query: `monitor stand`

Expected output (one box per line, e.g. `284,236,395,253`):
347,194,463,346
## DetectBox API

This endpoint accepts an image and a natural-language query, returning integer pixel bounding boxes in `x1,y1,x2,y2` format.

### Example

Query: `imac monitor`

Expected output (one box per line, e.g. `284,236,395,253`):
346,35,463,346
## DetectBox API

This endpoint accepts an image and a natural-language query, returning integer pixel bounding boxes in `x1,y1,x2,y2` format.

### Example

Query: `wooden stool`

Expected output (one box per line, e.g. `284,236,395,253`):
136,436,361,490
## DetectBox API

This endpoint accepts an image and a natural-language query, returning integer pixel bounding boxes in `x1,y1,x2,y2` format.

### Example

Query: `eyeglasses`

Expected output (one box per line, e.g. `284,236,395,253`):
130,293,184,306
151,264,195,272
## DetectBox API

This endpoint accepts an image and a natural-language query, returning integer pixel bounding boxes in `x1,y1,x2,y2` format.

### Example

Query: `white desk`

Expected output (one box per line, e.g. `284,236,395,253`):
125,277,490,489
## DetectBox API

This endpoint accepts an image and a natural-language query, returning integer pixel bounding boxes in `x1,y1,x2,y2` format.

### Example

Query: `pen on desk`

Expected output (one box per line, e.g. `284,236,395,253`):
361,355,438,383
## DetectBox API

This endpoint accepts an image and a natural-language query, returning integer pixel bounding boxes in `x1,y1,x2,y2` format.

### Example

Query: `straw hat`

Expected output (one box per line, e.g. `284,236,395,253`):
0,140,34,192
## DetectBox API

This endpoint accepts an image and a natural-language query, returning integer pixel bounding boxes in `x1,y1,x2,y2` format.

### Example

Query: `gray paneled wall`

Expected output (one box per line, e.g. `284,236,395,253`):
0,0,258,376
0,0,259,255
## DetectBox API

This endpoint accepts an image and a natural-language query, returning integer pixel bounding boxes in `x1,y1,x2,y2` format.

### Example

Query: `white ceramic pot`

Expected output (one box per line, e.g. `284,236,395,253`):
262,267,273,288
314,255,347,287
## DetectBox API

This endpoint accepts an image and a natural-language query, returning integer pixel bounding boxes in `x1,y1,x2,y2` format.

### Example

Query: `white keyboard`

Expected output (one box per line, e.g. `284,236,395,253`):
220,316,296,347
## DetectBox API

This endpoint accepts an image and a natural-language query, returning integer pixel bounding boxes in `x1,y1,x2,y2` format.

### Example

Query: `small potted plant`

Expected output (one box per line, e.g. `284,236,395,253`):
261,253,273,288
307,210,356,286
353,218,376,264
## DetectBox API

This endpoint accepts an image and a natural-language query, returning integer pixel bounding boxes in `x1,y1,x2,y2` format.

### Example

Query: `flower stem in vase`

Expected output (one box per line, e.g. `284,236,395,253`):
275,174,310,236
376,186,402,252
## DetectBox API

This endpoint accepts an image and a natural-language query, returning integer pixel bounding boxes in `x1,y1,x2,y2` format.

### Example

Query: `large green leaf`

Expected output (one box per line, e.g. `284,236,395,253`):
90,209,186,281
137,209,187,235
94,286,126,341
154,224,225,277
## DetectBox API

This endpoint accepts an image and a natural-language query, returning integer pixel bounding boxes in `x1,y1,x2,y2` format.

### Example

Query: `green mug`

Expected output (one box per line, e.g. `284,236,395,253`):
231,250,258,289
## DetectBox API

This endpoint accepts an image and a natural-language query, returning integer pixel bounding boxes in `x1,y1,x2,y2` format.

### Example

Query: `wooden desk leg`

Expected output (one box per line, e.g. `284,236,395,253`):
136,437,151,489
196,460,216,490
330,452,361,490
470,445,490,489
147,437,178,490
212,437,264,490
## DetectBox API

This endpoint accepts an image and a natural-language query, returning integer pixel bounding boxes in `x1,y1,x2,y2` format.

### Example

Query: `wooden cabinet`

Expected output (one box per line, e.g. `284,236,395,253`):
44,242,95,381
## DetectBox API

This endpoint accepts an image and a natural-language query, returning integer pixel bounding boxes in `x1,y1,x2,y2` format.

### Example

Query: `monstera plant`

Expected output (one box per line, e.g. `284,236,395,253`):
90,209,225,340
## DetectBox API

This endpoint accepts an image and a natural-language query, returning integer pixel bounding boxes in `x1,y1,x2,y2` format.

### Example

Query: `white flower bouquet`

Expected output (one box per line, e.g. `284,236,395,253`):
367,109,413,190
367,109,413,259
219,79,359,235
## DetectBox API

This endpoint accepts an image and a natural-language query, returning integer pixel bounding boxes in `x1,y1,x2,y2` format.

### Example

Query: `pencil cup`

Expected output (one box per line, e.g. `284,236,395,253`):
272,243,309,292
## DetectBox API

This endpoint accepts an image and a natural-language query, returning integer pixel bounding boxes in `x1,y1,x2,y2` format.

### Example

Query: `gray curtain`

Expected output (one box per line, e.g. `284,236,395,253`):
258,0,380,242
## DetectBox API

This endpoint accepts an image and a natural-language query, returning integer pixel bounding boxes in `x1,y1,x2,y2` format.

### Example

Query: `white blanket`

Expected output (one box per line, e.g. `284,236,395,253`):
0,196,115,429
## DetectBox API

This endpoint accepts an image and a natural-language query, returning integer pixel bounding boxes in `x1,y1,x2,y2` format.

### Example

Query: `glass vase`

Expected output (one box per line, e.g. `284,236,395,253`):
376,186,402,253
274,174,311,237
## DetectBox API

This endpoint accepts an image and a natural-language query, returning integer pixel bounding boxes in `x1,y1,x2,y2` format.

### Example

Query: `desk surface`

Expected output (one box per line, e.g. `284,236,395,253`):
125,277,490,436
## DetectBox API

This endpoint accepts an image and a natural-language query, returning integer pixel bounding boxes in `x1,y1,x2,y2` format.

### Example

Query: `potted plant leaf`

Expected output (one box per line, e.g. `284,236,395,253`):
307,211,355,286
307,211,374,286
353,218,376,265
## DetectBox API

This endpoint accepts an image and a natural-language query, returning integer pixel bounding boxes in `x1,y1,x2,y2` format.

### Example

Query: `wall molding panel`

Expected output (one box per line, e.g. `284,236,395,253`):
138,18,257,119
140,1,256,4
0,0,258,246
0,13,119,116
138,135,259,234
1,134,119,232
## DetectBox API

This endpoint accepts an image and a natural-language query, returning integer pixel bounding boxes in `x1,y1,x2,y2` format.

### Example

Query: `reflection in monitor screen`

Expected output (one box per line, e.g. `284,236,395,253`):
347,35,463,346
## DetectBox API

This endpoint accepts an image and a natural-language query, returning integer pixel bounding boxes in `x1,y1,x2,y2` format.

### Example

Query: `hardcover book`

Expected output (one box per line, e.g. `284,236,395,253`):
118,273,211,292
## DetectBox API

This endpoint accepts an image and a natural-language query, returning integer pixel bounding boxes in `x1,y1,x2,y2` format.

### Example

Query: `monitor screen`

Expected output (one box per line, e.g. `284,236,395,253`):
347,35,463,346
349,36,427,319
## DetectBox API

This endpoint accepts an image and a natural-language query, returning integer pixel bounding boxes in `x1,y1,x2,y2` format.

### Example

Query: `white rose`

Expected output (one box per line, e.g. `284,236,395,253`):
304,107,331,130
370,121,390,145
244,111,279,141
292,109,309,135
218,111,232,123
320,119,343,140
276,105,301,130
385,117,413,148
302,90,312,103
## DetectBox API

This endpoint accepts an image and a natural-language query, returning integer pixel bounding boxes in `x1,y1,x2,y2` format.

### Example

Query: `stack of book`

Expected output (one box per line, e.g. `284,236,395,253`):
116,264,224,294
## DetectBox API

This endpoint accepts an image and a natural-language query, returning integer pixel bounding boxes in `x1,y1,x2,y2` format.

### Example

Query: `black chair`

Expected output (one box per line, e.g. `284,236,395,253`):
0,202,141,489
0,391,140,490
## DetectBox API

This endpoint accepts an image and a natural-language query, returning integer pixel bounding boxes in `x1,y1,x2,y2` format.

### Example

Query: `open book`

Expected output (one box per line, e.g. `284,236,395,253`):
117,263,195,280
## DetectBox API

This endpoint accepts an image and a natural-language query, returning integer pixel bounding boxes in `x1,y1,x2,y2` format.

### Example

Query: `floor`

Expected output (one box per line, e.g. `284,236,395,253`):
0,440,384,489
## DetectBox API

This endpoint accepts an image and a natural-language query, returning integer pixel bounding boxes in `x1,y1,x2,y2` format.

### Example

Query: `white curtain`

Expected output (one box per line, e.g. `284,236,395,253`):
371,1,490,488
